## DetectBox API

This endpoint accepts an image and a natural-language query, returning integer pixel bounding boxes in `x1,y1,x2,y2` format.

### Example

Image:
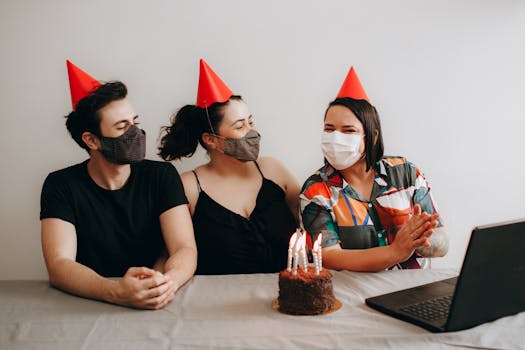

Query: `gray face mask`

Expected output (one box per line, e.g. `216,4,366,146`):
98,125,146,164
219,129,261,162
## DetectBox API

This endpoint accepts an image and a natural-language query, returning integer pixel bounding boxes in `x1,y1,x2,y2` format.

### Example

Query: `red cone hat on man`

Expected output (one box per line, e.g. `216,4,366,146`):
196,59,234,108
336,66,370,102
67,60,101,110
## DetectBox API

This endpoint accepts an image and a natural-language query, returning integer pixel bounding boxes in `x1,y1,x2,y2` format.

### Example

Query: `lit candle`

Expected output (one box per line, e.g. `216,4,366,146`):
287,230,299,272
292,231,302,276
313,238,320,275
317,233,323,271
300,234,308,273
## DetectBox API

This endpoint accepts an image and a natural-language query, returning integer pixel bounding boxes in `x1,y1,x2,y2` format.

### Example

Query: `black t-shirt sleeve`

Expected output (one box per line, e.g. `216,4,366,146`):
157,162,188,215
40,173,76,225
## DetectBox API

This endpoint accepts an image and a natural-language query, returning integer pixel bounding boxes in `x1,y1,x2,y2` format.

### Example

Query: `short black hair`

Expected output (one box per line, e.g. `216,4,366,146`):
65,81,127,151
325,97,384,170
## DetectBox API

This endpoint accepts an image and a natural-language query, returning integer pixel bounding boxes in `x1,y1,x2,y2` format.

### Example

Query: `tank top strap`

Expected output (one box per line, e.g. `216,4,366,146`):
253,160,264,179
192,170,202,193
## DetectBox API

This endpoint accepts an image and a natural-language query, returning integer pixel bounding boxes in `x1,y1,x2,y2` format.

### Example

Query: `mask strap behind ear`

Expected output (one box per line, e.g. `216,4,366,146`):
204,103,218,136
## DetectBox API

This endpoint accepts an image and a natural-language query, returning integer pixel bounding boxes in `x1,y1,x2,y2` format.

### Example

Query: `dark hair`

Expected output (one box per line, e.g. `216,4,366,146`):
325,97,384,170
158,95,242,161
65,81,128,151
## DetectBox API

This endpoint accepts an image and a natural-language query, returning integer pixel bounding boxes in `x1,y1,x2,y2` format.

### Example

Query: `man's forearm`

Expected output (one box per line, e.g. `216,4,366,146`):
164,246,197,290
47,258,117,303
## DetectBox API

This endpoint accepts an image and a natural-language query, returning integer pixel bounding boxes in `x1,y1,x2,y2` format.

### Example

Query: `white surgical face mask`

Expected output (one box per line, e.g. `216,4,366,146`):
321,131,363,170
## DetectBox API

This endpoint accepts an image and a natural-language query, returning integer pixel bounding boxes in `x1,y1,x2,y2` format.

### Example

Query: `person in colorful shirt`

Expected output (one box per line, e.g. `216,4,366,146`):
300,67,449,271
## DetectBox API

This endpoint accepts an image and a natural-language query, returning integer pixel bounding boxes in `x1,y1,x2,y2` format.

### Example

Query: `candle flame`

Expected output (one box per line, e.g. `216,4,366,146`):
293,231,303,254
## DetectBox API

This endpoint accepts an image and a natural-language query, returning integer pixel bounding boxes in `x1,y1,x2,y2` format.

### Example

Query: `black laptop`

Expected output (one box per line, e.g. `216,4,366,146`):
365,219,525,332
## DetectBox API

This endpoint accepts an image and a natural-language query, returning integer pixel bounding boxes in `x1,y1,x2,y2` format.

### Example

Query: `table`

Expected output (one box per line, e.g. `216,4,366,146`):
1,269,523,349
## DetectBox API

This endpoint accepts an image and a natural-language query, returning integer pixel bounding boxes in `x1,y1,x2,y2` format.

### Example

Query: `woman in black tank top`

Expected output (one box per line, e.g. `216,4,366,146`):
158,60,300,274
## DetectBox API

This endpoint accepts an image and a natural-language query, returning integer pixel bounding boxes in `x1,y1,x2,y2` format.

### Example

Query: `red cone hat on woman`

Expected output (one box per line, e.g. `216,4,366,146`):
336,66,370,102
66,60,101,110
196,59,233,108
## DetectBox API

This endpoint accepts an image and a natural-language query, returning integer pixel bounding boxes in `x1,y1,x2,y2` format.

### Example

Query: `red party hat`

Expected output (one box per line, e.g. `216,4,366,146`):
196,59,233,108
66,60,101,109
336,66,370,102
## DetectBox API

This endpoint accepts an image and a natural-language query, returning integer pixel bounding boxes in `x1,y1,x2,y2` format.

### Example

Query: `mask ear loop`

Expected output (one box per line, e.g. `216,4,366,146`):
203,102,216,134
204,102,225,137
203,103,225,146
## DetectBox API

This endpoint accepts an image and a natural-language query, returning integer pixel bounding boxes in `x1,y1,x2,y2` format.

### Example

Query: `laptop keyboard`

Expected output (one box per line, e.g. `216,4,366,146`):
400,295,453,321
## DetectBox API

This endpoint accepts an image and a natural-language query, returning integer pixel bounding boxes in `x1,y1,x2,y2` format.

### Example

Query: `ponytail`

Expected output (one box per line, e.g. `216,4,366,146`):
158,105,207,161
157,95,243,161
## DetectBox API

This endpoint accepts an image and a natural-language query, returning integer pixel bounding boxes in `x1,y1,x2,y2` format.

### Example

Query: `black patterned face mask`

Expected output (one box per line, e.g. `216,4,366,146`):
98,125,146,164
217,129,261,162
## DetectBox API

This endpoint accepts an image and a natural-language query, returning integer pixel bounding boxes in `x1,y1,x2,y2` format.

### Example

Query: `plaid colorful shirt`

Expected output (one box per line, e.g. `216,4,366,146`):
300,156,443,269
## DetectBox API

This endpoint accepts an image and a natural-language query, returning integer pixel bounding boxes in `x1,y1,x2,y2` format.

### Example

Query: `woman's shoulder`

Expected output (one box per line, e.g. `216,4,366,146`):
301,164,337,197
180,167,204,207
257,156,289,181
180,163,208,177
378,156,409,167
180,170,196,184
380,156,427,171
378,156,429,186
302,167,325,185
257,156,285,172
257,156,298,192
378,156,423,172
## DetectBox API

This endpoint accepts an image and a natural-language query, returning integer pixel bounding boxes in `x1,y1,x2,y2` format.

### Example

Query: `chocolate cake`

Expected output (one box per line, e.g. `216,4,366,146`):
277,266,335,315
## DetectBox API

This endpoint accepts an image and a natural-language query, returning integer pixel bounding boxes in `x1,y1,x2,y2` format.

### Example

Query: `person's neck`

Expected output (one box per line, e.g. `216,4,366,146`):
339,159,375,186
207,151,255,178
87,152,131,190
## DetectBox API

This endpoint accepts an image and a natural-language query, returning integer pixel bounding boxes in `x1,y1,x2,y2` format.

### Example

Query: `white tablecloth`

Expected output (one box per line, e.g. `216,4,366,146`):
1,269,523,349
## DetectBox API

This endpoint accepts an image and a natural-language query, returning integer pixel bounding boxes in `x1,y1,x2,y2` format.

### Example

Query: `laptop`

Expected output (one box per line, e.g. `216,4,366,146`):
365,219,525,332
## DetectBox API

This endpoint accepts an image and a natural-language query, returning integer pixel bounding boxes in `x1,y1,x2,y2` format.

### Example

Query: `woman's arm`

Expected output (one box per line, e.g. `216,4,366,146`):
180,171,201,215
415,226,449,257
410,162,449,258
323,244,403,272
303,200,438,271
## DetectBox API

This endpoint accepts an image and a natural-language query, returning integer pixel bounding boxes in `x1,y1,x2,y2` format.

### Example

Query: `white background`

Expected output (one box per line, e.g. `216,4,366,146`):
1,0,524,279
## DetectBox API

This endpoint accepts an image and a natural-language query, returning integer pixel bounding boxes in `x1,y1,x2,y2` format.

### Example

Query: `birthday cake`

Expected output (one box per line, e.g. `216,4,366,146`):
277,266,336,315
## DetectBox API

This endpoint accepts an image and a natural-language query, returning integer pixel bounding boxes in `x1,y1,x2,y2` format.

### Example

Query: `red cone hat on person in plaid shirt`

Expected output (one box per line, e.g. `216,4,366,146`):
336,66,370,102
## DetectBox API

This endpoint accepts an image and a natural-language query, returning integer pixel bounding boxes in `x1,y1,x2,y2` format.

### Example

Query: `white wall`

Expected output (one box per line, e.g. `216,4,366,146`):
1,0,524,279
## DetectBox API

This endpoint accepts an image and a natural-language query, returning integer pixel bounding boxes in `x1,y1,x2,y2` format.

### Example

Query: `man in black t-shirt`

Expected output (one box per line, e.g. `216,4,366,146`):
40,61,197,309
